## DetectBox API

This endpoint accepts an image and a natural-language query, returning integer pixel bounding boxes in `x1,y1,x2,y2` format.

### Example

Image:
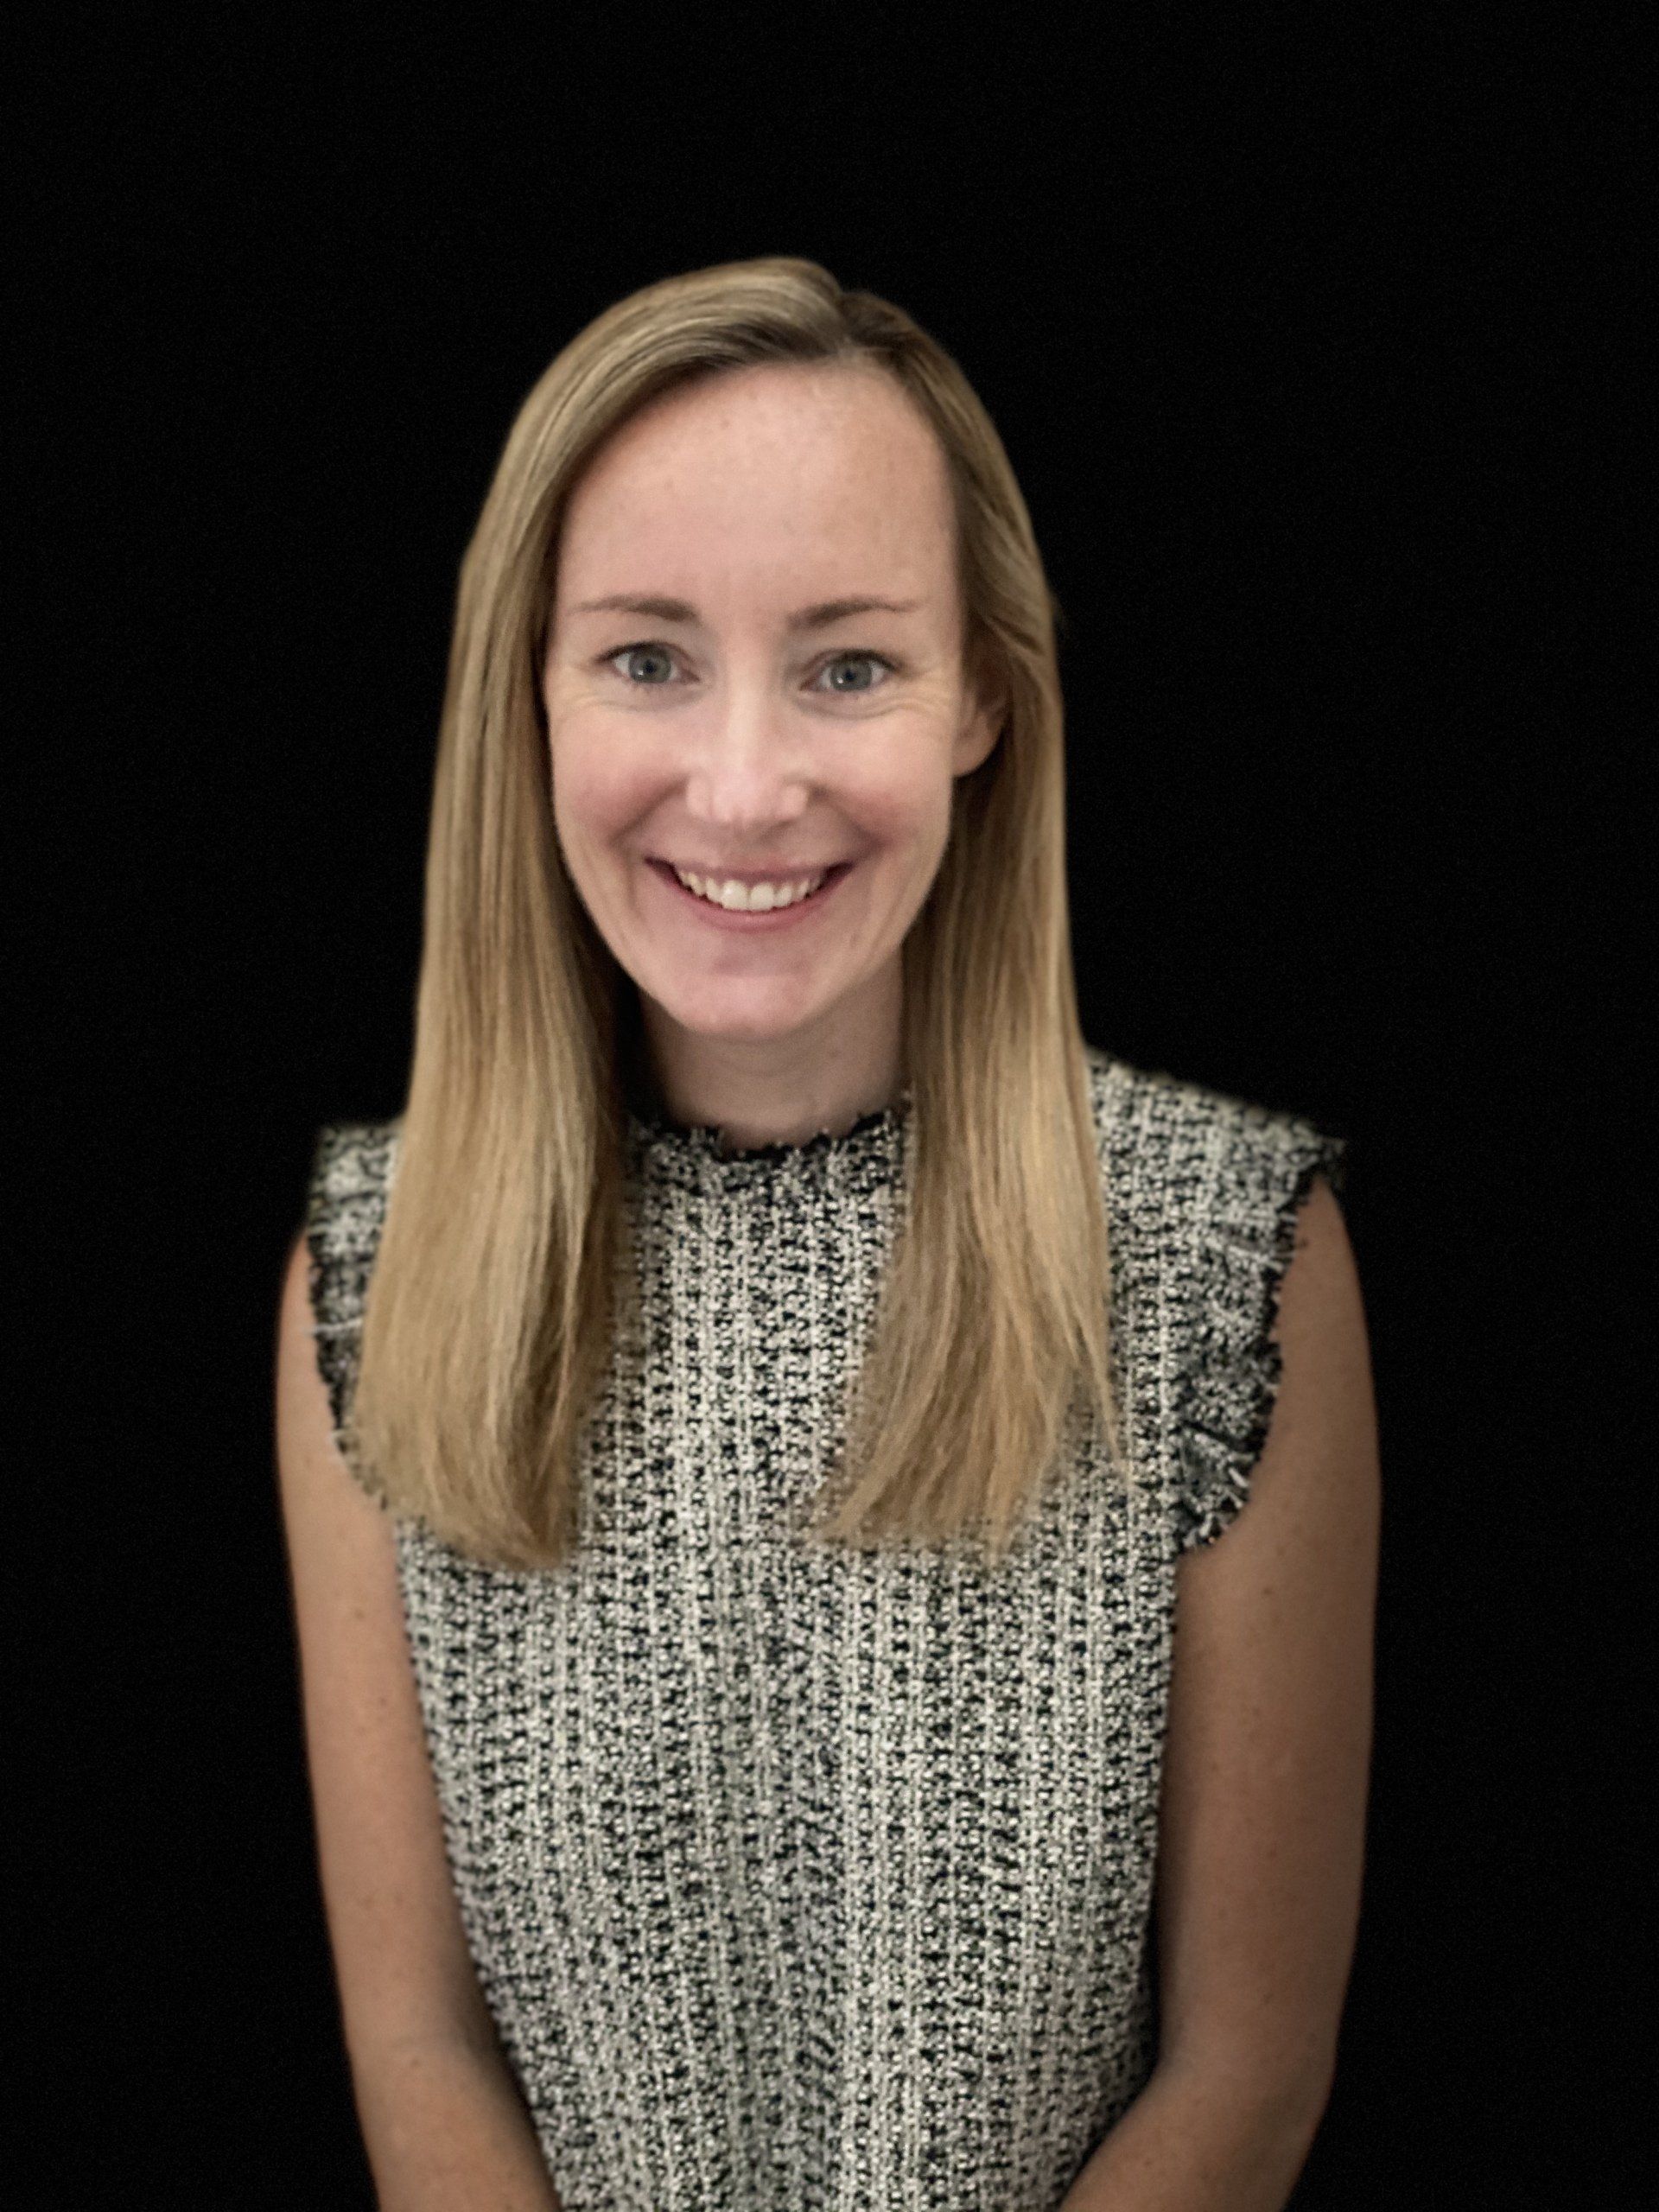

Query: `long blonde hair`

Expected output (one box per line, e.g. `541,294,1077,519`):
346,254,1137,1571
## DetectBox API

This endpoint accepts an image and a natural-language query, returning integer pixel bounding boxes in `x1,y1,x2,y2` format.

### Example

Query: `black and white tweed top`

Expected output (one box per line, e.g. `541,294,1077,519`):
302,1041,1348,2212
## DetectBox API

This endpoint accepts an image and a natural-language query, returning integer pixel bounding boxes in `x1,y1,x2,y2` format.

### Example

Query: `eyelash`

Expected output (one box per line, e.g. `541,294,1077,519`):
596,642,899,695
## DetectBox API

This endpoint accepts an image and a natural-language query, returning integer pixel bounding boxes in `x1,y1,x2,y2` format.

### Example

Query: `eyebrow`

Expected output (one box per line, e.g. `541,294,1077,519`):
567,592,922,632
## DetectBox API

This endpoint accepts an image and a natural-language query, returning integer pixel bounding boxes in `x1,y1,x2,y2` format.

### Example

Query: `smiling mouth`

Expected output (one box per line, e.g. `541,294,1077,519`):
647,856,855,918
649,859,853,882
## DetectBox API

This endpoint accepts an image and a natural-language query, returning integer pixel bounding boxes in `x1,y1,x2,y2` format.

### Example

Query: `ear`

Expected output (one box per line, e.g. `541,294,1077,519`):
955,652,1007,777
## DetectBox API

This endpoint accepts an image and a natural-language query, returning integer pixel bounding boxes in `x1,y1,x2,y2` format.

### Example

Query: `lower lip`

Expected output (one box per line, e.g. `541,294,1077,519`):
647,859,855,932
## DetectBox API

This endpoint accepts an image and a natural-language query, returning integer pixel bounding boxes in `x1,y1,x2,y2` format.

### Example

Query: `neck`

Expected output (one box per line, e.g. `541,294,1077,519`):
628,967,906,1154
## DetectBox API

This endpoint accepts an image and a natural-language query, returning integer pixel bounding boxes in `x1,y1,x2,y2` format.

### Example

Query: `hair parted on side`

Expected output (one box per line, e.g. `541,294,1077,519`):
345,253,1141,1573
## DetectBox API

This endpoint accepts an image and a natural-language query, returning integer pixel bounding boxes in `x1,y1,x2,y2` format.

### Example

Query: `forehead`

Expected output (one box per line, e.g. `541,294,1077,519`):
556,362,955,590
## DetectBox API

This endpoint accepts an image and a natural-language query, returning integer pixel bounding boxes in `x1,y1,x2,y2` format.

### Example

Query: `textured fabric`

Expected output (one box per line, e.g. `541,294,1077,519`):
302,1042,1348,2211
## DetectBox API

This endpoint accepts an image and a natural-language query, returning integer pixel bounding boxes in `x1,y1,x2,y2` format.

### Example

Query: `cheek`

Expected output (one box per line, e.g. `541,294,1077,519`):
549,734,655,849
853,760,954,855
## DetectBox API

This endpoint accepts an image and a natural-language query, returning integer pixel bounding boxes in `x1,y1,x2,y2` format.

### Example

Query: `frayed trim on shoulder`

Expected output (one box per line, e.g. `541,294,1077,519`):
1173,1113,1350,1554
303,1119,401,1512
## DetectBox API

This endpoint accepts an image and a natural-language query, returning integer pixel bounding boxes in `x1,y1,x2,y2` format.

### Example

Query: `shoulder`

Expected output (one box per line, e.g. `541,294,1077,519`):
1082,1044,1349,1216
302,1118,404,1347
298,1116,403,1500
1081,1045,1356,1553
305,1118,404,1265
308,1117,403,1210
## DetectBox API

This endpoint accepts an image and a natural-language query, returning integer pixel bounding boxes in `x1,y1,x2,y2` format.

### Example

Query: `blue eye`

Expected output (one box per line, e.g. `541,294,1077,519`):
600,644,897,692
606,643,677,684
817,652,893,693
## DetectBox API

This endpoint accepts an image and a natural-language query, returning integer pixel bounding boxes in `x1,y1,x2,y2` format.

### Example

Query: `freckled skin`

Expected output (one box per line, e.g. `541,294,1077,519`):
541,360,1001,1152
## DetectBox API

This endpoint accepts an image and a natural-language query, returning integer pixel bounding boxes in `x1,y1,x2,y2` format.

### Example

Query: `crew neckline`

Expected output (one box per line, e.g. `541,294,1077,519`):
624,1088,913,1196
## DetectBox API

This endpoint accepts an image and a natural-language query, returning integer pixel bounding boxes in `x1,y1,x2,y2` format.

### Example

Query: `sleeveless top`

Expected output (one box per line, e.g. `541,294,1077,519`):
302,1042,1348,2212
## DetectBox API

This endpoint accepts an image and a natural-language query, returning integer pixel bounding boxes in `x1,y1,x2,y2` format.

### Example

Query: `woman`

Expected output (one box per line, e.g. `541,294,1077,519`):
275,256,1379,2212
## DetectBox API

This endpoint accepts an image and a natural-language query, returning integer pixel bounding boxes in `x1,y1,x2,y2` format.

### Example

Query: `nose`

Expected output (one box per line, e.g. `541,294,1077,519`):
681,694,814,836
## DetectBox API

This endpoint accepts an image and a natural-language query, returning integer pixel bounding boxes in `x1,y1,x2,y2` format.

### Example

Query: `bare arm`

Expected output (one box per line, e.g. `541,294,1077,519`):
353,2037,564,2212
1057,2061,1325,2210
273,1226,563,2209
1064,1173,1378,2209
1150,1175,1377,2107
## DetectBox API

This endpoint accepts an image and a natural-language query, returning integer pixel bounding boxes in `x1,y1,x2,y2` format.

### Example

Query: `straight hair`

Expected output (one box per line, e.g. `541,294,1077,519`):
345,254,1140,1571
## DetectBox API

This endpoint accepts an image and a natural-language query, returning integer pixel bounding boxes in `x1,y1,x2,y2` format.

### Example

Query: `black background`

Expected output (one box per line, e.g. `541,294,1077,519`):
17,5,1641,2205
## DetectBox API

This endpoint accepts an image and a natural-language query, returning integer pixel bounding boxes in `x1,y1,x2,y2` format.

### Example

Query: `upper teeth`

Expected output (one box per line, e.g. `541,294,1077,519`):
672,867,829,912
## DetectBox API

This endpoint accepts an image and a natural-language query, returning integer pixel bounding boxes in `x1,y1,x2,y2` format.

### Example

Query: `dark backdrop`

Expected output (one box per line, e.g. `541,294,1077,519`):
17,7,1639,2205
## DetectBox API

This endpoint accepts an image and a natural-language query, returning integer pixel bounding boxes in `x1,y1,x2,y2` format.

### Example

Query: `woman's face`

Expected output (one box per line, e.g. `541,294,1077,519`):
541,359,1001,1084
